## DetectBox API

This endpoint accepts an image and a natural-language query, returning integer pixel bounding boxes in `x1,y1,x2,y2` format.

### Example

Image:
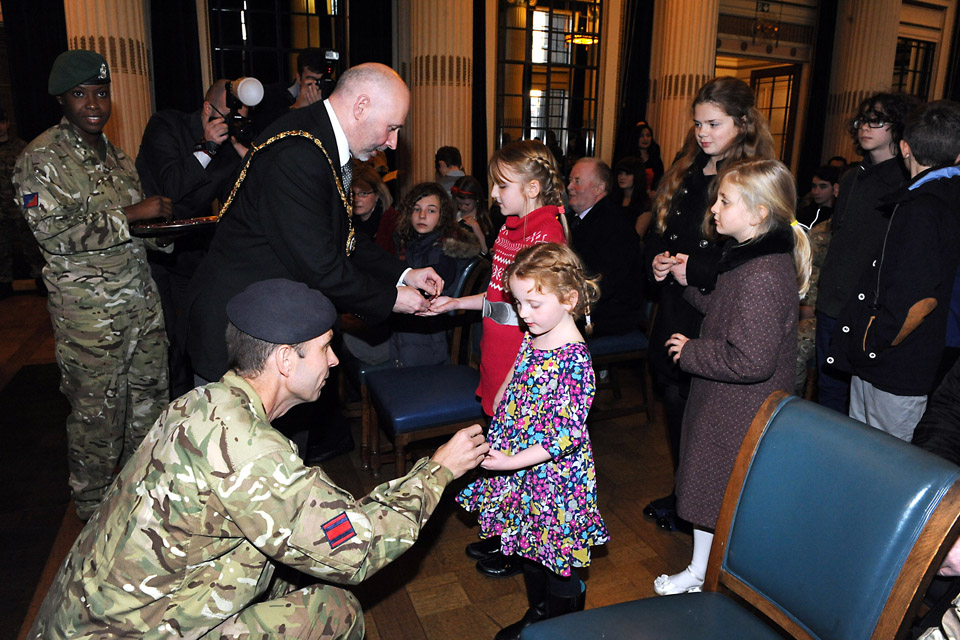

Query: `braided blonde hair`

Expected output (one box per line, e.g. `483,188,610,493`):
489,140,566,208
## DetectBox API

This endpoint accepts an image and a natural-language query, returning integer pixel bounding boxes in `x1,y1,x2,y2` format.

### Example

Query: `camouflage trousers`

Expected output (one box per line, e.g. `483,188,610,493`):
51,296,169,519
796,317,817,396
207,582,363,639
0,210,43,282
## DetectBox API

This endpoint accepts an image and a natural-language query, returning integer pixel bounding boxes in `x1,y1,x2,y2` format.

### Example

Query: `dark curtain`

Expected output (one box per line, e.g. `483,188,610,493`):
348,0,391,66
471,0,487,185
150,1,204,113
612,0,654,163
796,0,838,189
4,0,68,142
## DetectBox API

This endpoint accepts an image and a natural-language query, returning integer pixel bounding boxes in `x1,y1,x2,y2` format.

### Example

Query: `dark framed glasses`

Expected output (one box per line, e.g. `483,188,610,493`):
854,116,890,129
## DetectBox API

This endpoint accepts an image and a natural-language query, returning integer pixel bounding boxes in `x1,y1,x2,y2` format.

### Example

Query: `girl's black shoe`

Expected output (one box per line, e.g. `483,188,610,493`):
465,536,501,561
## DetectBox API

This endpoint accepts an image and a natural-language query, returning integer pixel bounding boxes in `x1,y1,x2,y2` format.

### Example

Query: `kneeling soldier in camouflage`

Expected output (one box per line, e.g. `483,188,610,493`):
27,278,489,639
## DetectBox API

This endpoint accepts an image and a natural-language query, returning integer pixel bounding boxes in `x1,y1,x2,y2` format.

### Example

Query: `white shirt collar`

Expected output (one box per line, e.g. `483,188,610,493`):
323,99,351,167
576,204,595,219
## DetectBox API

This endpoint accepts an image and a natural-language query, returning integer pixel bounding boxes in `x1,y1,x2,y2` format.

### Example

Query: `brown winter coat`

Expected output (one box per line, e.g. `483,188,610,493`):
674,228,798,529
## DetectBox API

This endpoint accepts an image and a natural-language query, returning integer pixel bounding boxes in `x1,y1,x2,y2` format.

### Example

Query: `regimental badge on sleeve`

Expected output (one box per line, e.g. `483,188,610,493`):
321,511,357,549
22,193,39,209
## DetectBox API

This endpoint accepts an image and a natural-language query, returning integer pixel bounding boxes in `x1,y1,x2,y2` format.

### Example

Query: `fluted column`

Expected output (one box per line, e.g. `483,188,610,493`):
822,0,900,161
405,0,473,186
645,0,719,163
64,0,152,158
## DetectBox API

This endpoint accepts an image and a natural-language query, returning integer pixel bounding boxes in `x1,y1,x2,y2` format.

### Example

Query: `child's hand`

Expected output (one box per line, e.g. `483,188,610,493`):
421,295,457,316
670,253,689,286
432,424,490,478
480,449,513,471
665,333,689,363
652,251,676,282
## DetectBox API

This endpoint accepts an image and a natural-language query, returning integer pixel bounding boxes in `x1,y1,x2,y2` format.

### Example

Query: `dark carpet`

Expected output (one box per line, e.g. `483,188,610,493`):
0,364,69,640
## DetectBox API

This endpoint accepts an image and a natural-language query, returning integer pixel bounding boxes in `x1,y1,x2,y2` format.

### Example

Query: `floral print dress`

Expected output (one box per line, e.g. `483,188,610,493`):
457,334,609,577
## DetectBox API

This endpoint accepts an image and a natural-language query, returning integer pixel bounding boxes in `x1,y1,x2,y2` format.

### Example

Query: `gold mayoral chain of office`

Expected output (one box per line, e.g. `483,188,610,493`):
217,130,356,256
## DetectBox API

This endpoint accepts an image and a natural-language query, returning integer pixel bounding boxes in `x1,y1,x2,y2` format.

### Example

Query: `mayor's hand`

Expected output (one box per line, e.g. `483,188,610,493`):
404,267,444,298
393,285,431,314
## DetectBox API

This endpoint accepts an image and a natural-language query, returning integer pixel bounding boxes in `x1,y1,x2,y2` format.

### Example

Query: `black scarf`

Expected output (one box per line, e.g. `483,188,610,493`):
717,224,794,273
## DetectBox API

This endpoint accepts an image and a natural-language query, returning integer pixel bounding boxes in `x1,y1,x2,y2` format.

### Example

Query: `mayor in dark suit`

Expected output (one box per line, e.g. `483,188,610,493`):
567,157,646,336
187,63,441,384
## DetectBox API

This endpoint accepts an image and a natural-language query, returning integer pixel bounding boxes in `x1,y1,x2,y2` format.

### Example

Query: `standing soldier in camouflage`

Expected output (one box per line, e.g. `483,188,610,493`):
13,50,173,520
27,278,489,639
0,107,40,298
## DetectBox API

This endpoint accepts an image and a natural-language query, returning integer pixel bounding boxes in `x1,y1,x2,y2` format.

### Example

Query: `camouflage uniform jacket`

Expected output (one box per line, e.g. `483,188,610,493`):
920,593,960,639
0,135,26,219
13,118,160,307
29,372,453,639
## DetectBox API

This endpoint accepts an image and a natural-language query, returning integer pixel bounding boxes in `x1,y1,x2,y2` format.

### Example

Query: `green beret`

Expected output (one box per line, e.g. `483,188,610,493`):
48,50,110,96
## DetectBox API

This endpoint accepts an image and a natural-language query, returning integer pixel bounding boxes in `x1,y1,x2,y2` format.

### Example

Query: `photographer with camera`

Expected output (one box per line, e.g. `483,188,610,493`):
254,48,338,134
136,78,261,397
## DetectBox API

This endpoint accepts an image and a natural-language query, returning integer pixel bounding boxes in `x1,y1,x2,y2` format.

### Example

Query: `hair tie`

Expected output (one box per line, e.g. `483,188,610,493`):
790,220,799,227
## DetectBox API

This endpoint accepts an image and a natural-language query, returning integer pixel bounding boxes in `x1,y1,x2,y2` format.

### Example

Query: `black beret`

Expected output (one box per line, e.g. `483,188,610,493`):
227,279,337,344
48,50,111,96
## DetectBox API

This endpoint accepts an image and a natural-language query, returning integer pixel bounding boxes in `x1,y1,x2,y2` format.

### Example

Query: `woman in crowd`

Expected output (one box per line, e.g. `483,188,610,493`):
452,175,495,255
351,162,398,254
636,120,665,191
611,156,653,237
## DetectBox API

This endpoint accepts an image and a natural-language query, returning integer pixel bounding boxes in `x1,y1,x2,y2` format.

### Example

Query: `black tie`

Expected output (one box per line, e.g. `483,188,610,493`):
341,161,352,192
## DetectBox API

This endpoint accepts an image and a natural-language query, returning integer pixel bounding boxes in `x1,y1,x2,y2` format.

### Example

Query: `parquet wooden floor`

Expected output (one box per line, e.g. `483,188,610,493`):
1,281,691,640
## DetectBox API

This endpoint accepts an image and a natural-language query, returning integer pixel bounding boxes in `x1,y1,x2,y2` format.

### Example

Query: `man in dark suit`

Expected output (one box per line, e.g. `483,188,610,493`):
186,63,440,461
567,157,645,336
187,62,439,383
137,79,248,397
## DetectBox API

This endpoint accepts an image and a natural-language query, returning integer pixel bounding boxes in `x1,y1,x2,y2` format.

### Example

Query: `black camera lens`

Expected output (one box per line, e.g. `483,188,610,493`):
228,114,256,145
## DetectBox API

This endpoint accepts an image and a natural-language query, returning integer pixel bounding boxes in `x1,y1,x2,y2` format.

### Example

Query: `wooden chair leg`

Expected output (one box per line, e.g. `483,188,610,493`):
370,404,382,479
644,358,656,424
360,384,371,469
609,365,623,401
395,436,407,477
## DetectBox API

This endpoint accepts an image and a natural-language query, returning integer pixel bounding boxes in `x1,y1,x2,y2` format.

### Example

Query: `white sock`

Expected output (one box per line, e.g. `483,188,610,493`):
688,528,714,581
659,529,714,588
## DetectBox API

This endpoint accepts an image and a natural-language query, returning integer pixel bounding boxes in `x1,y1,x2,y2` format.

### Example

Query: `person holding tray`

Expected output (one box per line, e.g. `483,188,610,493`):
13,50,173,520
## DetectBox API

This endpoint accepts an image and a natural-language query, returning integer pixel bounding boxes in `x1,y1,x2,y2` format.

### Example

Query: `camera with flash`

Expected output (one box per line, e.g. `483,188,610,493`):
223,77,264,145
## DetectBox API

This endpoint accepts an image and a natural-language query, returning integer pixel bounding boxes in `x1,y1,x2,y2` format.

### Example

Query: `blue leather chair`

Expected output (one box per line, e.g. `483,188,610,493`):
365,257,490,477
586,328,651,423
522,392,960,640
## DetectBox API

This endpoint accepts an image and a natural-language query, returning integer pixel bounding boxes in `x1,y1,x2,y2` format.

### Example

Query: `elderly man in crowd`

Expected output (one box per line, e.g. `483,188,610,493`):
27,278,489,639
566,157,646,336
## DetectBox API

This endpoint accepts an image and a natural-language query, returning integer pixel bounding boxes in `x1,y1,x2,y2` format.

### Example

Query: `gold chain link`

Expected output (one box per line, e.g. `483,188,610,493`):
217,130,356,255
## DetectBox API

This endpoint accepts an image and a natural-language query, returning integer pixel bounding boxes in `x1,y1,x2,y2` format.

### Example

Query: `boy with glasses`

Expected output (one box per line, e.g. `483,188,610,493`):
830,100,960,440
814,92,920,414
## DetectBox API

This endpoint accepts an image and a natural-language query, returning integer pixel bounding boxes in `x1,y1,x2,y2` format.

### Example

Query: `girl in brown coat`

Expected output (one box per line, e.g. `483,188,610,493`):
654,159,812,595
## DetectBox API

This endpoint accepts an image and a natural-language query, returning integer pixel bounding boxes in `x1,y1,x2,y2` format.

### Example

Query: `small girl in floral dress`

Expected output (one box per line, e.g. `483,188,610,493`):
457,242,608,640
